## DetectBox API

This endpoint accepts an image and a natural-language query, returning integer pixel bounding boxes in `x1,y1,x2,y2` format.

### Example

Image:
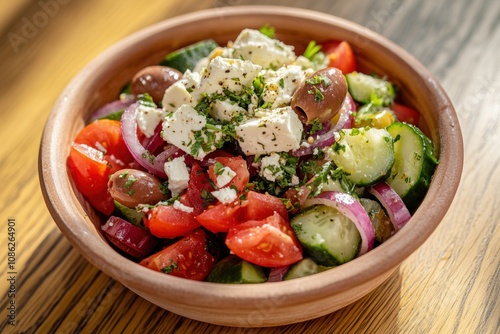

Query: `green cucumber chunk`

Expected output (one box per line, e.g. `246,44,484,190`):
206,255,267,284
290,205,361,266
329,127,395,186
386,122,438,212
113,200,145,228
160,39,219,73
346,71,395,106
283,258,332,280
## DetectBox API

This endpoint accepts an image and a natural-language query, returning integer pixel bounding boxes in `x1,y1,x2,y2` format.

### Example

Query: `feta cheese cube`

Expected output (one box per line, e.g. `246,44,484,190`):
136,104,163,138
195,56,261,97
231,29,296,69
162,70,201,112
236,106,303,155
163,156,190,195
162,81,195,114
161,104,223,159
260,65,305,109
211,99,247,122
211,187,238,204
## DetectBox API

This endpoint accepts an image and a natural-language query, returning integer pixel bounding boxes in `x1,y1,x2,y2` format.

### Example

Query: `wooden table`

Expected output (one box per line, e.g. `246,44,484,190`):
1,0,498,333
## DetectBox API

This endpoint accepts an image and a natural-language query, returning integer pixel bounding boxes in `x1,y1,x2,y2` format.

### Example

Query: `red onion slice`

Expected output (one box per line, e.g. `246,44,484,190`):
121,103,168,178
304,191,375,256
101,216,158,259
141,123,164,153
369,182,411,231
89,95,135,122
267,266,289,282
332,94,355,132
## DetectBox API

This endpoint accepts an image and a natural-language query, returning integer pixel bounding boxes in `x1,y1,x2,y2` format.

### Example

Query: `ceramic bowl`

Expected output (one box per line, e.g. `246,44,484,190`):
39,5,463,327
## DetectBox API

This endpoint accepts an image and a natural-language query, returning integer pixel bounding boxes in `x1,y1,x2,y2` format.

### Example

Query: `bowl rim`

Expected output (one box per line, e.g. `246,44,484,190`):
39,4,463,310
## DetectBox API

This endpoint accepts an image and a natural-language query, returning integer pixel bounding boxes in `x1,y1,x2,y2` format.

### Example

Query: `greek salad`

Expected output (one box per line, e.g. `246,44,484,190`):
67,26,438,283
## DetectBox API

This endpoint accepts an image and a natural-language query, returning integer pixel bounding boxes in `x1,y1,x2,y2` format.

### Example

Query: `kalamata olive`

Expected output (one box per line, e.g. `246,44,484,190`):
108,169,168,208
130,65,182,104
291,67,347,123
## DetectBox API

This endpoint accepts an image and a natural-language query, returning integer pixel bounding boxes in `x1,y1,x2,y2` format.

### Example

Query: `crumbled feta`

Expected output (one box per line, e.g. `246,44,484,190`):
163,156,190,195
194,56,261,97
259,153,283,182
236,106,303,155
215,166,236,188
260,65,305,109
230,29,296,69
211,187,238,204
173,200,194,213
211,99,247,122
136,103,163,138
161,104,223,159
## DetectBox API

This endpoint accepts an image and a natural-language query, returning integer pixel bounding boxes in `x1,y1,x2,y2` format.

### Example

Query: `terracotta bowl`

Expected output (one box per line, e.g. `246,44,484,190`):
39,5,463,327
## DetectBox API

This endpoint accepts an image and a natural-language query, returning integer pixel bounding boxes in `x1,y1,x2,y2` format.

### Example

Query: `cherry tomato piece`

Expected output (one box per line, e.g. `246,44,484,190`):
186,163,216,215
322,40,357,75
208,156,249,192
139,229,217,281
392,102,420,126
225,212,303,267
243,191,289,222
147,200,201,239
195,200,244,234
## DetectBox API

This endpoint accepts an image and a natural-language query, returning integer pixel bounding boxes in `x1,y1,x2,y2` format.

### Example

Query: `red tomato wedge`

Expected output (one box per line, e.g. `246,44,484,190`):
186,163,216,215
225,212,303,267
195,200,244,234
322,40,357,74
147,201,201,239
392,102,420,126
139,229,217,281
68,143,110,196
68,119,135,215
67,143,114,215
208,156,249,192
243,191,289,222
74,119,134,165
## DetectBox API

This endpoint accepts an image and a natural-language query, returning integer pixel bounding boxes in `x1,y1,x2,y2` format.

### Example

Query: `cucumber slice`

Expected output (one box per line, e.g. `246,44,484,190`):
345,72,395,106
206,255,267,284
290,205,361,266
329,127,395,186
113,200,145,228
283,258,332,280
386,122,438,212
160,39,219,73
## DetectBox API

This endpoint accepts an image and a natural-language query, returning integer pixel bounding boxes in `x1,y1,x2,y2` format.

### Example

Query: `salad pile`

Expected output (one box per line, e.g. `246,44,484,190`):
67,27,438,283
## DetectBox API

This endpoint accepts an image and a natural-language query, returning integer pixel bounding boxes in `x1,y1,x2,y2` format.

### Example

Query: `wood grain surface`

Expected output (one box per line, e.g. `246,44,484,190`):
0,0,498,333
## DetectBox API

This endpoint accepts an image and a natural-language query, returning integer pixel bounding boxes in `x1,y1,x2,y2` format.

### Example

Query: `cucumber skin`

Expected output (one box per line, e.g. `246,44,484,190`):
283,258,331,280
160,39,219,73
345,72,395,106
291,205,361,267
113,200,145,228
206,255,267,284
387,122,438,212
